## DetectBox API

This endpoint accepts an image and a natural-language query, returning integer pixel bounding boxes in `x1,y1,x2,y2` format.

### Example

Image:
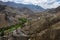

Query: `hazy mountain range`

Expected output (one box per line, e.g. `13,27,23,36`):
0,1,45,12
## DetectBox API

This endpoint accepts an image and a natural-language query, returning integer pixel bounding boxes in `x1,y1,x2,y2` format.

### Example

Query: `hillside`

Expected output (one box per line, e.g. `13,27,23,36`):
0,3,60,40
26,6,60,40
0,4,32,27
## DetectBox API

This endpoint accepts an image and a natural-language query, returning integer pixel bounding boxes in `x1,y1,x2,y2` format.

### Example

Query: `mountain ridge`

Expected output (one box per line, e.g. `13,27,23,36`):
0,1,45,12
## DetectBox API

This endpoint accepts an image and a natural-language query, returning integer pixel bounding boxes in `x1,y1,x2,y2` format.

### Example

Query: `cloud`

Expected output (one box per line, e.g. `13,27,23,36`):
0,0,60,9
21,0,47,5
1,0,12,2
41,2,60,9
37,0,60,9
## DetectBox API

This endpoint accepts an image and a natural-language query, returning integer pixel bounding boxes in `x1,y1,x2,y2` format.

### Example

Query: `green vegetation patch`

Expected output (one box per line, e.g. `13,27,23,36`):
0,18,27,36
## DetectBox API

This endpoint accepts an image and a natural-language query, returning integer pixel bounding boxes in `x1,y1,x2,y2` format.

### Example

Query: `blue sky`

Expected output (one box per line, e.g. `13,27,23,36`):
0,0,60,9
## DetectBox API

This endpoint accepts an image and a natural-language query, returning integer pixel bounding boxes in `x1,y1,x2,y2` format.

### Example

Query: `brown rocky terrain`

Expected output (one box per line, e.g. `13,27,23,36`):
0,4,60,40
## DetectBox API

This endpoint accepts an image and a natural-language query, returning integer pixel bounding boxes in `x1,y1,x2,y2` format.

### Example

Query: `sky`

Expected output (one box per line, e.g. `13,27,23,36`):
0,0,60,9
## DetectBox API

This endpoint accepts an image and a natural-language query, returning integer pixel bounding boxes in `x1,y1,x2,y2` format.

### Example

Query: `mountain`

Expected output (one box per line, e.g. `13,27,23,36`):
0,1,45,12
0,4,33,27
46,6,60,13
0,2,60,40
